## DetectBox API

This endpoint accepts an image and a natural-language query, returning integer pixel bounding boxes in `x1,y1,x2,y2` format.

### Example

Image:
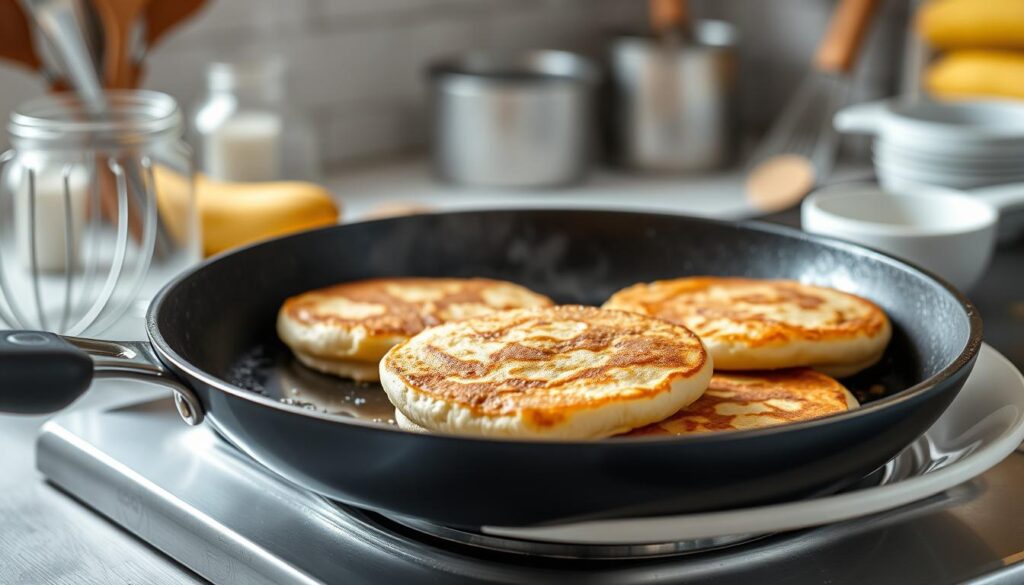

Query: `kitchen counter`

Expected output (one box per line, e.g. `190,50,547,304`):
1,160,1021,584
0,381,198,585
324,157,766,222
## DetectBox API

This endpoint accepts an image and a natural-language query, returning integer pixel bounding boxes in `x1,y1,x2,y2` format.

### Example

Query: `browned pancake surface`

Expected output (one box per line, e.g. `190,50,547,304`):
383,305,709,429
625,368,854,436
603,277,888,346
281,277,554,337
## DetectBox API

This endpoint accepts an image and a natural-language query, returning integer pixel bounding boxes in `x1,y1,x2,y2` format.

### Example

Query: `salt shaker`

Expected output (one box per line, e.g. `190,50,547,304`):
192,56,319,183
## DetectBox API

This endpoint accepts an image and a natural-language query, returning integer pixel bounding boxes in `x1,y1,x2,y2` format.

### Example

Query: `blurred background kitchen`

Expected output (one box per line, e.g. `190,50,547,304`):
0,0,907,163
1,0,1022,349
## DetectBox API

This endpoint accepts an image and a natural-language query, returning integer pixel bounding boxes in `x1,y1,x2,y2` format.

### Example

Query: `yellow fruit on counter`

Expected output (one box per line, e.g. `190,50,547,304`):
926,50,1024,100
154,165,340,257
918,0,1024,50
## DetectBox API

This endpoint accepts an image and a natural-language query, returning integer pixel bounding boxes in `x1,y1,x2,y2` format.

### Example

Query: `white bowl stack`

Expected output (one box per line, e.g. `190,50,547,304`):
834,99,1024,240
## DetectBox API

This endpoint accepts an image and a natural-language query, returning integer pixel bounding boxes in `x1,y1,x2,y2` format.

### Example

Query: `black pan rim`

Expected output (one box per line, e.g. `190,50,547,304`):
146,208,983,447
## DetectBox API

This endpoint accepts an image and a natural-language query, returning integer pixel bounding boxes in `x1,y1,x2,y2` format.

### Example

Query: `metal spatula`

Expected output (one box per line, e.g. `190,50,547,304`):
746,0,881,212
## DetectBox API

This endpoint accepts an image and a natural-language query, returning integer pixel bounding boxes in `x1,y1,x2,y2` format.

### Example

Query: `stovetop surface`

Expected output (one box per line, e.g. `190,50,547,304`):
33,395,1024,585
3,203,1023,584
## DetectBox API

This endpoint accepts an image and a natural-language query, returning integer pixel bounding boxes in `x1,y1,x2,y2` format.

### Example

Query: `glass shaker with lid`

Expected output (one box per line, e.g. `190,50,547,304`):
192,55,319,183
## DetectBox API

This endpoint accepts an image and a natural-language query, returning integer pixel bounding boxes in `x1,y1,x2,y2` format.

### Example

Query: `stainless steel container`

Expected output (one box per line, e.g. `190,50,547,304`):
610,20,738,172
429,51,600,188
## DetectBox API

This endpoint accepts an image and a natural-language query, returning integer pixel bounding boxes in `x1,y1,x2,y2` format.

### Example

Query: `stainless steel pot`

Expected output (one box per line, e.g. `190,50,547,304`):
429,51,600,188
610,20,738,172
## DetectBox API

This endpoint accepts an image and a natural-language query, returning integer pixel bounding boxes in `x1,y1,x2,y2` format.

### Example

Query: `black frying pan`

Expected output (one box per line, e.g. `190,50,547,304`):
0,210,981,528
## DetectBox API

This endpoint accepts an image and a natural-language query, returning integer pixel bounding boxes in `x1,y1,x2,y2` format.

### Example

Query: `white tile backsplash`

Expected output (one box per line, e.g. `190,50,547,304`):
286,26,414,109
170,0,314,40
397,12,488,100
316,0,448,20
0,0,904,165
325,103,421,162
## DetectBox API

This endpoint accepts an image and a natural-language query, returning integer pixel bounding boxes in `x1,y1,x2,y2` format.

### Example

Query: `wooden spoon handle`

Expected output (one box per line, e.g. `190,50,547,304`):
650,0,688,37
93,0,147,88
814,0,882,73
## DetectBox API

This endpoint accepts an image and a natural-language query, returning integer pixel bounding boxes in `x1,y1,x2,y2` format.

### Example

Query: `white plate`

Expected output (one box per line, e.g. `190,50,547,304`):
874,141,1024,169
876,167,1024,190
874,153,1024,178
485,344,1024,545
874,157,1024,181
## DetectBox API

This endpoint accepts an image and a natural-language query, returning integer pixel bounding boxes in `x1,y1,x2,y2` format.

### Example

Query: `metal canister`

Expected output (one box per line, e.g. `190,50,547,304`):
610,20,739,172
429,51,600,188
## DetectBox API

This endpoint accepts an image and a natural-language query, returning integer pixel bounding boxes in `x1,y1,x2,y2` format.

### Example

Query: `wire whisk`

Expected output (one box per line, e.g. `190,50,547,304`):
0,91,199,336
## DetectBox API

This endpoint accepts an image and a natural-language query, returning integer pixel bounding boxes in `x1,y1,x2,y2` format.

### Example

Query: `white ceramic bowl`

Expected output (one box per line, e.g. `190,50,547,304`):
802,183,998,291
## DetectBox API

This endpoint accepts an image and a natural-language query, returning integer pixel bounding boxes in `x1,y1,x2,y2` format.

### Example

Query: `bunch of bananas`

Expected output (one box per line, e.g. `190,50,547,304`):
918,0,1024,100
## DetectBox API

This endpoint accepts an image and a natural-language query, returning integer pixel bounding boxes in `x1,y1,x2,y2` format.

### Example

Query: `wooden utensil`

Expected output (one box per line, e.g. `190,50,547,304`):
92,0,149,88
649,0,689,39
746,0,881,212
127,0,207,86
0,0,43,73
814,0,884,73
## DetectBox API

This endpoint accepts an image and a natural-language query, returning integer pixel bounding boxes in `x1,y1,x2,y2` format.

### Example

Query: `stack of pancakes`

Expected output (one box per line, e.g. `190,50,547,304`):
278,276,891,440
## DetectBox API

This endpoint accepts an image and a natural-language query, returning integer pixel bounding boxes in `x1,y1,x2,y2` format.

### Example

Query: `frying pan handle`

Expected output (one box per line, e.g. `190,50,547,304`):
0,331,204,425
0,331,92,414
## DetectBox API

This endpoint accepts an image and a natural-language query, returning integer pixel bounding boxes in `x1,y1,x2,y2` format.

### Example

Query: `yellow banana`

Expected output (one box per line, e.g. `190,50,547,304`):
154,165,340,257
918,0,1024,50
926,50,1024,100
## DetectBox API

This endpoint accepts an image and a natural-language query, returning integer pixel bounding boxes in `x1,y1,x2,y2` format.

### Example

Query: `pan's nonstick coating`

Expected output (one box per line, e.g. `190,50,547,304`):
149,210,980,527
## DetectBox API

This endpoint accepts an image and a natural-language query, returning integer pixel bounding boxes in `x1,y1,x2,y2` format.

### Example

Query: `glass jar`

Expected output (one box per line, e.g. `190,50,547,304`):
191,56,319,183
0,90,200,338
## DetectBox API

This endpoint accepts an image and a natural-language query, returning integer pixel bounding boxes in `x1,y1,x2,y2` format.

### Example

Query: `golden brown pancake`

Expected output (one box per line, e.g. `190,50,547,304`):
625,369,858,436
277,278,553,381
379,305,713,440
602,277,891,376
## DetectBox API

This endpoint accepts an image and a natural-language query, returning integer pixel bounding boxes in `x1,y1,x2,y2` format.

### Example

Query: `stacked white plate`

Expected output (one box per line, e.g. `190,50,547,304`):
835,99,1024,239
835,99,1024,190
